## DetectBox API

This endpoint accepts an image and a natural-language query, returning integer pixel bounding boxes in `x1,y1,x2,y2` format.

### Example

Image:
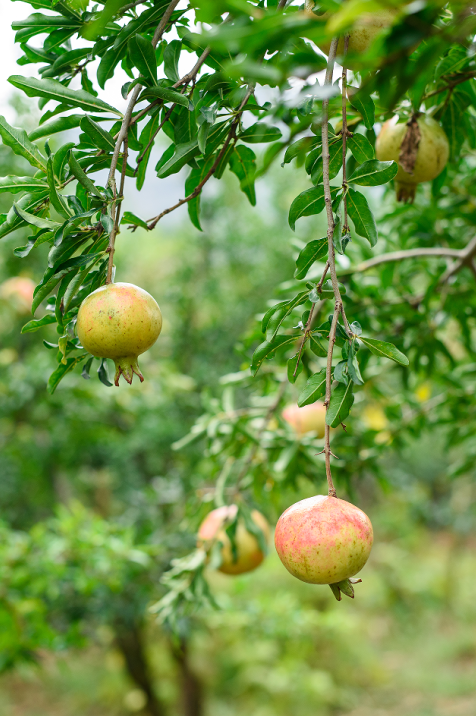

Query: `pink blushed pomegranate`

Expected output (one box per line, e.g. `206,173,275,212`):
198,504,270,575
0,277,35,314
76,282,162,386
275,495,373,585
282,402,326,438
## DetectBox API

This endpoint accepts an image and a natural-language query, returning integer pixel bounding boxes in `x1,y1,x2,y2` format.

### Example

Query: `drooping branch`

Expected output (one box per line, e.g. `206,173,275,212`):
105,0,181,283
146,86,255,229
321,37,341,499
341,35,350,233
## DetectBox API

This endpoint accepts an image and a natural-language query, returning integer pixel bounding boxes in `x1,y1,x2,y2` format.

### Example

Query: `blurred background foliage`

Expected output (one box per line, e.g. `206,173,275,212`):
1,70,476,716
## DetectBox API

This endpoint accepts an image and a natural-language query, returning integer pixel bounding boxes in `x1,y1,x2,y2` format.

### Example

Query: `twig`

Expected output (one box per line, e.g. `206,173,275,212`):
292,260,330,377
438,235,476,283
147,86,255,229
339,247,462,276
421,72,476,102
321,37,343,499
104,0,180,282
341,35,350,233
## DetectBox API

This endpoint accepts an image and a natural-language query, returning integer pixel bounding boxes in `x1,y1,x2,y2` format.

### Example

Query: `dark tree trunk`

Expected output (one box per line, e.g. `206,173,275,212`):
171,639,203,716
115,621,167,716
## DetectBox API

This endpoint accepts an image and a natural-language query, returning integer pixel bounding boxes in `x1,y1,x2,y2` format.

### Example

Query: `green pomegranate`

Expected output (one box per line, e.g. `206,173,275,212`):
198,505,270,575
316,7,398,60
76,282,162,386
274,495,373,585
376,114,449,202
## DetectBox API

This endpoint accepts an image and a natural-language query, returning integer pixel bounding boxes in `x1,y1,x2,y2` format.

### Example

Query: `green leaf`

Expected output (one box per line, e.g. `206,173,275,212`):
347,133,374,163
122,211,148,230
348,87,375,130
289,186,339,231
326,381,354,427
128,33,157,85
240,123,282,144
164,40,181,83
229,145,256,206
21,314,56,333
8,75,121,116
157,139,199,178
359,337,409,366
282,135,320,165
68,151,104,198
184,157,215,231
0,175,48,194
0,115,47,172
250,335,297,376
346,187,377,247
47,156,70,218
32,268,71,314
295,237,327,279
48,356,84,394
297,369,326,407
349,160,398,186
136,112,160,191
79,117,115,152
13,202,61,230
265,291,309,340
0,191,49,241
287,354,304,384
140,85,193,110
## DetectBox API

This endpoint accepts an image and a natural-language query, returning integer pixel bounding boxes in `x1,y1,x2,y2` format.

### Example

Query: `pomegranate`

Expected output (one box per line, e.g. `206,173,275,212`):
282,402,326,438
198,504,270,575
275,495,373,588
0,277,35,315
76,282,162,386
376,114,449,202
316,8,397,59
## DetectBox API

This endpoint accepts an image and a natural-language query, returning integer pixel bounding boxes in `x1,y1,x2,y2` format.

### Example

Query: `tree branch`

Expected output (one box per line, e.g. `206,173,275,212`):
146,86,255,229
339,247,462,276
322,36,340,499
104,0,180,283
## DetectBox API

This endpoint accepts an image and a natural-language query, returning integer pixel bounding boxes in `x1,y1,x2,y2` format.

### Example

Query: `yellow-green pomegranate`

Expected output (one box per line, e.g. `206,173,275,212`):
316,7,397,59
376,114,449,202
76,282,162,386
282,402,326,438
198,505,270,575
275,495,373,585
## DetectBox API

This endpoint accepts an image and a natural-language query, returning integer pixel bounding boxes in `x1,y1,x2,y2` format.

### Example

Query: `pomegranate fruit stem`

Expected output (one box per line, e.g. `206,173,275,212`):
105,0,181,283
321,37,352,497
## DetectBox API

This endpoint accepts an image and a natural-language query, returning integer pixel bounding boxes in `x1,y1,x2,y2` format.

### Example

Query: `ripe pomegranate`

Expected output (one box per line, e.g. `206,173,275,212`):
0,277,35,315
76,282,162,386
198,504,270,575
282,402,326,438
316,8,397,59
376,114,449,202
275,495,373,586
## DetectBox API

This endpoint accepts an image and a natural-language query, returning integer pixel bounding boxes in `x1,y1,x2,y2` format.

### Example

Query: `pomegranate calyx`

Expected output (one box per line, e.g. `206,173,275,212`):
113,356,144,386
329,577,363,601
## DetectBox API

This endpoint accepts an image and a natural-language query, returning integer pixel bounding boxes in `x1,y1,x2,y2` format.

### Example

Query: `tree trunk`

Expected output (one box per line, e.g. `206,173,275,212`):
171,639,203,716
115,621,167,716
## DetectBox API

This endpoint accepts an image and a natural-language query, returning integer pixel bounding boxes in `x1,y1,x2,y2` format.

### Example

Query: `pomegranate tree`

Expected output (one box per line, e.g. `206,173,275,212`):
76,282,162,386
275,495,373,600
198,504,269,575
376,114,449,202
282,402,326,438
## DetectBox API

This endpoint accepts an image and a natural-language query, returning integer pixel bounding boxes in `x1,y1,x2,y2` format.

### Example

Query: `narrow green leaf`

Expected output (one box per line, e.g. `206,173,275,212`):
289,186,339,231
326,381,354,427
80,116,115,152
250,335,296,376
47,156,70,218
121,211,148,230
359,337,409,366
0,115,47,172
295,238,327,279
297,369,326,407
8,75,121,115
140,85,193,110
21,314,56,333
48,356,83,394
164,40,181,83
128,33,157,85
347,133,374,163
229,145,256,206
0,175,48,194
346,187,377,247
13,202,61,230
240,123,282,144
348,87,375,130
68,151,104,198
0,191,49,241
184,157,215,231
282,135,320,165
349,160,398,186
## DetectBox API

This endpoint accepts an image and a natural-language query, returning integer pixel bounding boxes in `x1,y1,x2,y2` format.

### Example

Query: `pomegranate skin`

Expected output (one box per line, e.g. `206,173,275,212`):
376,115,449,202
76,282,162,386
0,277,35,314
198,505,270,575
282,402,326,438
275,495,373,585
